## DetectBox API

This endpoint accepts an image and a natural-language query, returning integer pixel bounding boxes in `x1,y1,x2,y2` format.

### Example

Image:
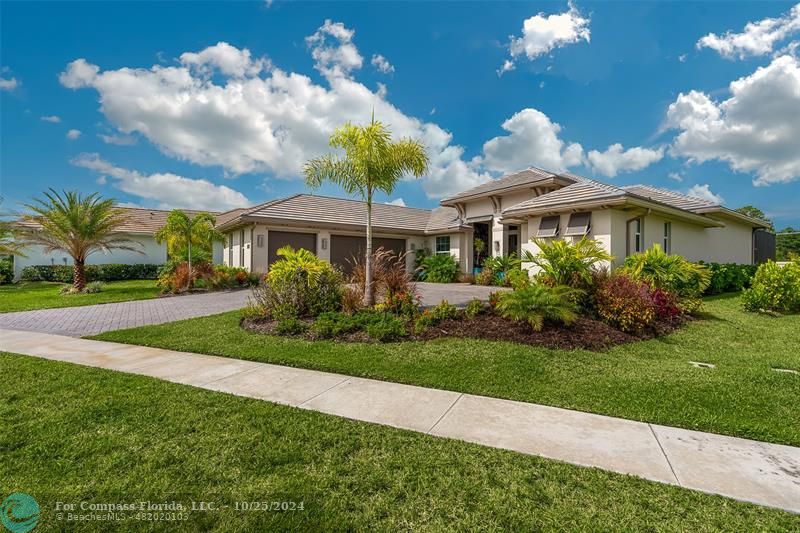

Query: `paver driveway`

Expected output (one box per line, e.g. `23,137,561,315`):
0,283,501,337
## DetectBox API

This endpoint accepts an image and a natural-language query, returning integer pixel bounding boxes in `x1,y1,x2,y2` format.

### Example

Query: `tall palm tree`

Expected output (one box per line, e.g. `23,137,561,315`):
19,189,140,291
154,210,224,290
303,116,429,305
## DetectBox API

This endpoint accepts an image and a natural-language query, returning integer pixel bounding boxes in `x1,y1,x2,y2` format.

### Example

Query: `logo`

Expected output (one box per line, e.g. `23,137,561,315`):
1,493,40,533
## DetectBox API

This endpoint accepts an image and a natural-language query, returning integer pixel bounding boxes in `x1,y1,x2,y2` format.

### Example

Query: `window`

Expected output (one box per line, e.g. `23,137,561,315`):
564,213,591,237
536,216,560,237
256,234,264,248
663,222,671,254
633,218,642,253
435,236,450,254
239,229,245,266
228,234,233,266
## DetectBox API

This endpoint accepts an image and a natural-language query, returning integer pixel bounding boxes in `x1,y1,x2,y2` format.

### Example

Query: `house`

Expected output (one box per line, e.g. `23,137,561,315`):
215,194,468,274
218,167,773,275
12,207,225,280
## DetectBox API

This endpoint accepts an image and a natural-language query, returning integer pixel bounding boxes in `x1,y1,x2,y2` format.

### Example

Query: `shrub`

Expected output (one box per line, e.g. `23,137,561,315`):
496,284,580,331
241,302,267,320
431,300,459,321
483,254,522,286
84,281,104,293
350,247,418,306
381,291,419,317
0,258,12,284
595,273,655,334
252,246,344,319
623,244,711,301
488,291,501,309
365,314,408,342
310,311,363,339
742,261,800,314
650,287,681,321
342,285,364,315
59,285,79,295
275,317,308,336
418,254,459,283
157,261,215,293
506,268,531,289
20,263,161,283
703,262,758,294
523,237,612,288
475,267,496,286
464,298,485,318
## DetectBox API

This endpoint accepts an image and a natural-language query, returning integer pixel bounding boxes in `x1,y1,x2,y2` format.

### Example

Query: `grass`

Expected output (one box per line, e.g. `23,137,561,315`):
92,293,800,447
2,352,797,531
0,280,161,313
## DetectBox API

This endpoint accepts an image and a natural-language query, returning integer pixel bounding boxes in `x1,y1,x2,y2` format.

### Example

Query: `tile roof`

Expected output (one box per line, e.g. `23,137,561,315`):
17,206,220,235
622,185,719,211
503,179,626,214
441,167,561,203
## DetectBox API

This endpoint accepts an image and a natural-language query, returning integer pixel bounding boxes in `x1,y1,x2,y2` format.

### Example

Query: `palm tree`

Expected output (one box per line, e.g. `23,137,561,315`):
19,189,140,291
154,210,224,290
303,116,429,305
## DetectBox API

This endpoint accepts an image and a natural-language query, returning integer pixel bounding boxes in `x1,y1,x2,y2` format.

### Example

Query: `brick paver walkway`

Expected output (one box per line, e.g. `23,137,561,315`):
0,283,502,337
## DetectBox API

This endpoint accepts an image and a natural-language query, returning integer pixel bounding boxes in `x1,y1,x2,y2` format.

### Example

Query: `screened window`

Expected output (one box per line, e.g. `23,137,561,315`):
239,229,245,266
536,216,560,237
435,236,450,254
663,222,671,254
564,213,591,237
634,218,643,253
256,234,265,248
228,234,233,266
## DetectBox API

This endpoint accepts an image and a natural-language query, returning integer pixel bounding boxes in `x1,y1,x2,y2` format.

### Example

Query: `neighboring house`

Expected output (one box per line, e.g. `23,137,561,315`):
440,168,773,272
13,207,224,280
215,194,469,274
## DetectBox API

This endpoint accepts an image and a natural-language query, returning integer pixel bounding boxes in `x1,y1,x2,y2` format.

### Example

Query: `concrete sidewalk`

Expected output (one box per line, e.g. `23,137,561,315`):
2,328,798,514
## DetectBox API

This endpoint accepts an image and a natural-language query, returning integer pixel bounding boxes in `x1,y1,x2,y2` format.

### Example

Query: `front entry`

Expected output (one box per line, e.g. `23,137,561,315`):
267,231,317,267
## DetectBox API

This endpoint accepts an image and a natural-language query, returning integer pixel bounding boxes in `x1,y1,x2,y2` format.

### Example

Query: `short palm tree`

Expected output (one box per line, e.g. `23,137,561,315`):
523,237,612,287
495,283,580,331
154,210,225,290
1,219,25,257
303,115,429,305
19,189,140,291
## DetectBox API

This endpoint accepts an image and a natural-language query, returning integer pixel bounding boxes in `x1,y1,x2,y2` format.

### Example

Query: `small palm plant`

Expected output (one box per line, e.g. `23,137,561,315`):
495,283,581,331
304,115,429,306
19,189,140,292
154,210,224,290
523,237,612,287
623,244,710,295
0,218,25,257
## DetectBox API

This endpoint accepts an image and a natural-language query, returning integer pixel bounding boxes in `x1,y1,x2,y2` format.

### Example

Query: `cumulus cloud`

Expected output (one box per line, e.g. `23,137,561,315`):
501,2,590,74
371,54,394,74
179,42,269,77
686,184,724,204
0,77,19,91
306,19,363,80
99,133,137,146
665,54,800,185
71,153,251,211
58,31,488,198
480,108,584,174
40,115,61,123
385,198,406,207
66,129,82,140
668,172,683,182
586,143,664,177
697,3,800,59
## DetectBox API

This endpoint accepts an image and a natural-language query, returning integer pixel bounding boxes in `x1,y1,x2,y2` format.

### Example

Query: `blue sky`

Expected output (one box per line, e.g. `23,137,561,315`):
2,1,799,228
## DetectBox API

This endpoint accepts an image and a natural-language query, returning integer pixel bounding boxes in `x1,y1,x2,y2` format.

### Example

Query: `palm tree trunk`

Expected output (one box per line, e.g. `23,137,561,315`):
73,259,86,292
364,195,374,306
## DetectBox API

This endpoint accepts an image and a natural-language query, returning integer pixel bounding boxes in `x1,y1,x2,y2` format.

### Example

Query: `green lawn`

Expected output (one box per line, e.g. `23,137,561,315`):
92,294,800,447
2,353,796,531
0,280,161,313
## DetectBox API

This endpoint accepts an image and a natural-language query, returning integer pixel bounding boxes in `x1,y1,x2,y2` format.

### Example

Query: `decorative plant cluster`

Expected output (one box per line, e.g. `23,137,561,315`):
20,263,161,283
0,258,13,284
158,263,258,294
417,253,460,283
742,260,800,314
702,262,758,294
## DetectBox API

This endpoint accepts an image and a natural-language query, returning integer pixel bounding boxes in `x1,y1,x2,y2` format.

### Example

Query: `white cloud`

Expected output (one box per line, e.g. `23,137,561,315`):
371,54,394,74
587,143,664,177
385,198,406,207
678,54,688,63
58,34,487,199
686,184,724,204
99,133,137,146
668,172,683,182
496,59,515,77
306,19,363,80
66,129,82,140
179,42,269,78
40,115,61,123
0,77,19,91
696,4,800,59
666,54,800,185
501,2,590,73
480,108,584,174
71,153,251,211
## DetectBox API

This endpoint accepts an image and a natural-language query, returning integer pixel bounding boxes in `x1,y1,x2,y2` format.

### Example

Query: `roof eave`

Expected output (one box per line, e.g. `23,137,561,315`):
693,207,772,228
439,176,572,206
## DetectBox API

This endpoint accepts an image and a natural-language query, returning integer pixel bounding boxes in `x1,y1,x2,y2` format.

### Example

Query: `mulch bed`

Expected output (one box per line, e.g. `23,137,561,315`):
242,312,691,352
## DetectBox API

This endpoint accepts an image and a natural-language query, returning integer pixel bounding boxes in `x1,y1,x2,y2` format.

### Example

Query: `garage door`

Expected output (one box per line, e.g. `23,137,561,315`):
330,235,405,275
267,231,317,267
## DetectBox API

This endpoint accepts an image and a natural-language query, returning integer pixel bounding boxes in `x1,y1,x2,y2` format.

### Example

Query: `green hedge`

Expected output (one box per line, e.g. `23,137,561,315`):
702,262,758,295
20,264,162,283
0,258,13,285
